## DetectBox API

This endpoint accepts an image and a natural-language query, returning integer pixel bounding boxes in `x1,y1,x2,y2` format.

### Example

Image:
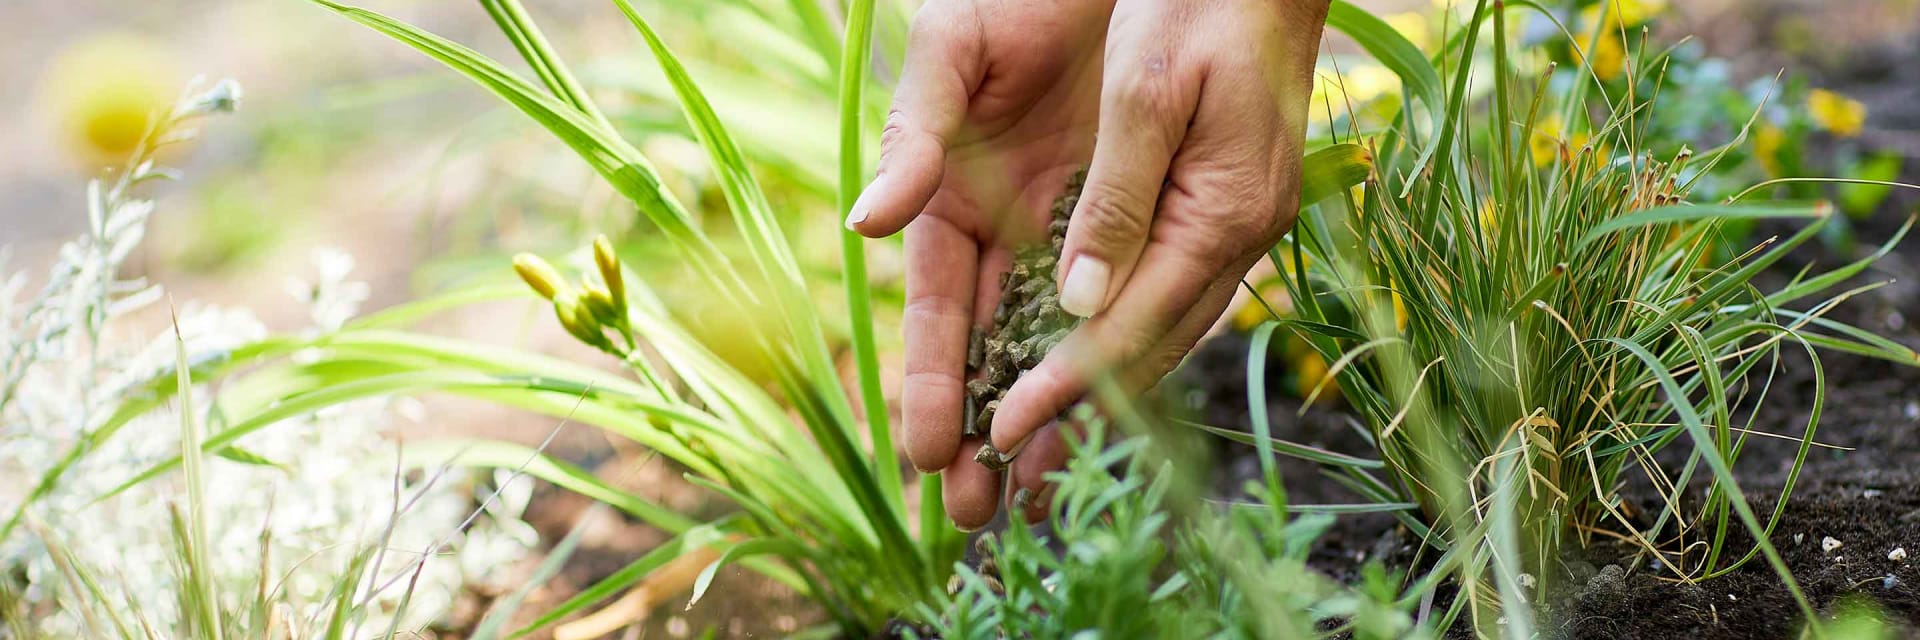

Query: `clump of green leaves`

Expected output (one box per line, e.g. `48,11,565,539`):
1248,0,1918,634
926,421,1422,640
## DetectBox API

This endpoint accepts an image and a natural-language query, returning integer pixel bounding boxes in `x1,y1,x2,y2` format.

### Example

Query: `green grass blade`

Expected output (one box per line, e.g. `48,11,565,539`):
478,0,614,129
688,538,809,606
471,505,599,640
1327,1,1443,179
509,521,724,638
1601,336,1820,626
1576,202,1829,249
604,0,865,468
406,439,699,533
1174,419,1384,469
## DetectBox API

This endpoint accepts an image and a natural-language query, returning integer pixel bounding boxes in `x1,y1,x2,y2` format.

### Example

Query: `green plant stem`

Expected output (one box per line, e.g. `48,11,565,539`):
835,0,906,527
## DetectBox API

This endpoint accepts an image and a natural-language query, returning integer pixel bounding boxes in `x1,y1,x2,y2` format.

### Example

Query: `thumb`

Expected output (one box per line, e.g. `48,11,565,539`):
845,12,978,238
1057,55,1195,317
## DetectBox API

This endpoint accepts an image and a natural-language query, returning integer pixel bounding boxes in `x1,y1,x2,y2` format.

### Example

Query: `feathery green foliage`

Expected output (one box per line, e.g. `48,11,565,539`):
927,420,1425,640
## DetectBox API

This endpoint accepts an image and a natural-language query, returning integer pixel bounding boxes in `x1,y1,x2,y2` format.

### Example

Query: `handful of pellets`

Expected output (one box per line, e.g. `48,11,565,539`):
966,169,1088,471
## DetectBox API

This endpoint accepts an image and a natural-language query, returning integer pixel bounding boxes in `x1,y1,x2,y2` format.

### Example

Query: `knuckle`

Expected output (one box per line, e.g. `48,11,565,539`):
878,110,910,157
1073,185,1153,250
1114,71,1177,114
1176,177,1286,257
1139,343,1190,383
1089,320,1161,365
1230,211,1283,247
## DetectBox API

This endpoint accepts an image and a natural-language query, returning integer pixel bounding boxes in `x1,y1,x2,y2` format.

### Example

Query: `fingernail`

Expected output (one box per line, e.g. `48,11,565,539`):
844,174,885,230
1059,256,1111,318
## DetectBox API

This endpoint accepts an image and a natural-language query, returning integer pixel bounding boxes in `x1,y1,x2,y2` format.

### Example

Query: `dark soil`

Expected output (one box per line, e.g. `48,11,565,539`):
1161,203,1920,638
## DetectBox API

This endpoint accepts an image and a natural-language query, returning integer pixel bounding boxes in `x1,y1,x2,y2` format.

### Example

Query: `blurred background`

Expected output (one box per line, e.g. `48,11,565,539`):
5,0,1916,308
2,0,1916,634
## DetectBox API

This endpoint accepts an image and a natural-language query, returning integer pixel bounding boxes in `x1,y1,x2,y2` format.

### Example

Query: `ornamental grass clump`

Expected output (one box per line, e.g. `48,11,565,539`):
1249,1,1919,633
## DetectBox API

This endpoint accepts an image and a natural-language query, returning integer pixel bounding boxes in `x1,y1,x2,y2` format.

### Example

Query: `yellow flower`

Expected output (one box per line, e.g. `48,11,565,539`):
39,34,179,165
1530,114,1564,167
1579,0,1667,31
1290,350,1339,404
1233,277,1297,332
1808,89,1866,138
1752,122,1785,175
1586,32,1626,81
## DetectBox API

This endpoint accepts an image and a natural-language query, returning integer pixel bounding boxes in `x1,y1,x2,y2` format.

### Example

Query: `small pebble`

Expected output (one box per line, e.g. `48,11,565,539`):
1793,533,1805,545
1885,575,1901,590
1864,489,1884,499
1891,547,1908,562
1823,536,1844,553
1518,573,1536,588
1728,594,1737,601
1905,400,1920,420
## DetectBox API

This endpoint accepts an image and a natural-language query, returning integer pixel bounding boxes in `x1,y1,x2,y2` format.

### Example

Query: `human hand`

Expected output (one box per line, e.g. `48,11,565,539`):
848,0,1329,529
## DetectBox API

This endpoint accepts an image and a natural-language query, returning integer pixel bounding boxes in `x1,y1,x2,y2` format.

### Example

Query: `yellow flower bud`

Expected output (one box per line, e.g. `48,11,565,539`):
513,253,568,301
553,291,611,350
592,234,625,311
583,282,624,329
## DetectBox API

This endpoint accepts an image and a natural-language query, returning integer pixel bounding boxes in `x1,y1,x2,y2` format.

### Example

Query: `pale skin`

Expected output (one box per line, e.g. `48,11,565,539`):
846,0,1332,529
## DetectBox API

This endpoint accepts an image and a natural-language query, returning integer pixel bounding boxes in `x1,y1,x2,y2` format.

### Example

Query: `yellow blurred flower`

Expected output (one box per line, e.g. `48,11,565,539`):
39,34,180,165
1233,284,1294,332
1574,0,1662,82
1753,122,1785,175
1807,89,1866,138
1290,350,1339,404
1585,32,1627,81
1529,115,1601,167
1530,114,1564,167
1580,0,1667,30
